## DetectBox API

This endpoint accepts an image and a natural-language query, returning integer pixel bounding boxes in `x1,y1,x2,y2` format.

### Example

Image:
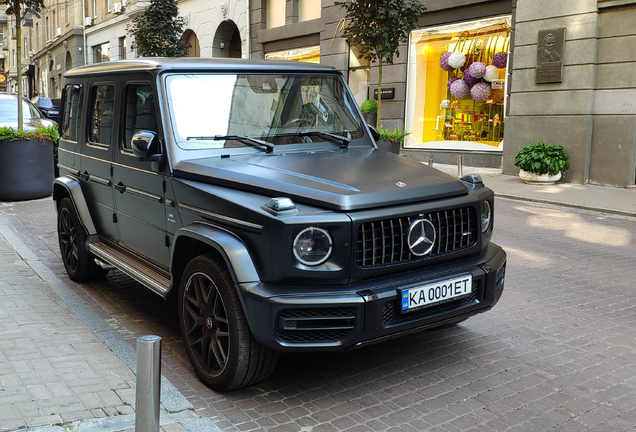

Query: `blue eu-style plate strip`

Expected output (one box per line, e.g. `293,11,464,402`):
402,291,409,310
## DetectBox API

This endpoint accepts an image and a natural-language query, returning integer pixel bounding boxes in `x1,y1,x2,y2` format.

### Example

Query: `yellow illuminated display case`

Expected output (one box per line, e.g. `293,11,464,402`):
405,17,511,150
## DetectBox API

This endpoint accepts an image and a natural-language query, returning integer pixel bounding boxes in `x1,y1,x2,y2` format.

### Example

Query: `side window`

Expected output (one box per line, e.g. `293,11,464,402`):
89,84,115,145
123,83,158,151
62,84,83,141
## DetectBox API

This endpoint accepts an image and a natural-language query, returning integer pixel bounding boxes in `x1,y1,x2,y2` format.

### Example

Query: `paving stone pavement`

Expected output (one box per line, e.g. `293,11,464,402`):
0,201,214,431
1,191,636,431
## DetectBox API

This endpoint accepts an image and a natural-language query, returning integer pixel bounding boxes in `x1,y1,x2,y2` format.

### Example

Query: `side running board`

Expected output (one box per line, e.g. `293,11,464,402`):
88,242,171,298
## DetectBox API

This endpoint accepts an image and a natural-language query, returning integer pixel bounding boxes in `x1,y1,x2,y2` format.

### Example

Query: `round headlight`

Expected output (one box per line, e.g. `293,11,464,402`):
481,200,492,233
293,227,333,266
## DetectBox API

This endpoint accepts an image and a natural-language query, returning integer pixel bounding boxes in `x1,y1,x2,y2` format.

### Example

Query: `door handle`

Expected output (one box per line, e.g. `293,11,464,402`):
114,182,126,193
78,171,90,181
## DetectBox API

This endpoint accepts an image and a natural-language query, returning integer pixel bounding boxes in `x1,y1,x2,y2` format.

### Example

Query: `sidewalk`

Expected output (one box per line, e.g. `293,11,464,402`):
0,212,218,432
433,163,636,217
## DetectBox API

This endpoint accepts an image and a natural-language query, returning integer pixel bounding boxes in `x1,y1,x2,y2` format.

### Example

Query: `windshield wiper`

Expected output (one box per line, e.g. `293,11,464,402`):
273,131,351,148
186,135,275,153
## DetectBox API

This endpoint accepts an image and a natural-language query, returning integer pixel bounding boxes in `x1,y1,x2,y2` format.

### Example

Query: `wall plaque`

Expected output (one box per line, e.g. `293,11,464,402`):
373,88,395,100
535,28,565,84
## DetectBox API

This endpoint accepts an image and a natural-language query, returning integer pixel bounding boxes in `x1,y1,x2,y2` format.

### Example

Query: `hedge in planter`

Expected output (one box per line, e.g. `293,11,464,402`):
0,126,58,201
376,126,410,154
360,99,377,127
514,141,569,176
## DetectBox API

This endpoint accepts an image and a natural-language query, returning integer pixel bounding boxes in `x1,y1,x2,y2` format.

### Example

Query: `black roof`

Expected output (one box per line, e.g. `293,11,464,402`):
64,57,337,78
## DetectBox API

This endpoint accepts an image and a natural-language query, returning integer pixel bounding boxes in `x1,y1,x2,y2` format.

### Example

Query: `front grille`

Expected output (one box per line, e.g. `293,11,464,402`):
276,308,356,343
382,281,480,326
355,207,477,267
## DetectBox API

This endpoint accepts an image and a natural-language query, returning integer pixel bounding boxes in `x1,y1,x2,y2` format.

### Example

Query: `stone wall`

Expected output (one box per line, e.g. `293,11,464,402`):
589,4,636,186
503,0,636,186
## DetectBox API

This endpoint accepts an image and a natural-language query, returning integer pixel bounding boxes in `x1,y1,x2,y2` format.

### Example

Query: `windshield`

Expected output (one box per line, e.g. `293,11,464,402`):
166,73,364,151
0,98,41,122
37,98,61,108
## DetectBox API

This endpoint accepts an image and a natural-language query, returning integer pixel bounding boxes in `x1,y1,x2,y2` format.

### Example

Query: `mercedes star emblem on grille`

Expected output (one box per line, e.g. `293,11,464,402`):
407,219,436,256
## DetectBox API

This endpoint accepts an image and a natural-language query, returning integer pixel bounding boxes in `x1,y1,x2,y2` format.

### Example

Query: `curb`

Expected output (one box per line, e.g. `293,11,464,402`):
496,193,636,218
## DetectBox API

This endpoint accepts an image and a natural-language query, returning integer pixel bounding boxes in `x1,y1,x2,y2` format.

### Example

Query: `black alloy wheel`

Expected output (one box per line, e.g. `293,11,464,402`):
178,254,278,391
183,271,230,378
57,197,108,281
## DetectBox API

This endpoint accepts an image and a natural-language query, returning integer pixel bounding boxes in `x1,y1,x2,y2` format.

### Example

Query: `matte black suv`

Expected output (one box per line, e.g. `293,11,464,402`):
54,59,506,391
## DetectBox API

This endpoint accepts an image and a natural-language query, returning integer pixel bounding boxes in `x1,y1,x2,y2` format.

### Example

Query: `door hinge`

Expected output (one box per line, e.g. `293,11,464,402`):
162,178,167,193
110,165,114,177
165,235,170,247
112,213,118,223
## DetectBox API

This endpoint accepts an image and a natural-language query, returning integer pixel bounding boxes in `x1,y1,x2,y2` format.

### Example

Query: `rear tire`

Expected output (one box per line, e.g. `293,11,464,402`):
178,254,278,391
57,197,109,281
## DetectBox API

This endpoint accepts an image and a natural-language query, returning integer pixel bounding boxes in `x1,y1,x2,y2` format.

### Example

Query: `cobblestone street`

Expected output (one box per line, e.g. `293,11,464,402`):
1,195,636,431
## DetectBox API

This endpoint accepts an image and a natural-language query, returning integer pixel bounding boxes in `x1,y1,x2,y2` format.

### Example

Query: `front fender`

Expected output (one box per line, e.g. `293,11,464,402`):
53,176,97,236
172,222,260,284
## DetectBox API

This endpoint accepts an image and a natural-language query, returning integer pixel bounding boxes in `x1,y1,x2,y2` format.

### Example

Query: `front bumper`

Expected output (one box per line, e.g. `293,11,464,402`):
239,243,506,352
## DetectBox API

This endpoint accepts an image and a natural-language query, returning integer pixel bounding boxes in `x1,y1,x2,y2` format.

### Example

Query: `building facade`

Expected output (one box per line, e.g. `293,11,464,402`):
504,0,636,187
9,0,636,187
25,0,250,99
250,0,636,188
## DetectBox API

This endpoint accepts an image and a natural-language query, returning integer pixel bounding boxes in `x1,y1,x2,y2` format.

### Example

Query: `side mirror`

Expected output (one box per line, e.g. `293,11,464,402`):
368,125,380,142
131,131,162,162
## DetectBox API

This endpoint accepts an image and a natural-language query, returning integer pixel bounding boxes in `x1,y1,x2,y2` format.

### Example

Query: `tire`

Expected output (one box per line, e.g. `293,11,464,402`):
178,254,279,392
57,197,109,281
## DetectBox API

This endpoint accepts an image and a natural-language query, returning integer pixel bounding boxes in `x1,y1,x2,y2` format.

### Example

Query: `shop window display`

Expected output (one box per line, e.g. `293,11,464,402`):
265,46,320,63
405,17,511,150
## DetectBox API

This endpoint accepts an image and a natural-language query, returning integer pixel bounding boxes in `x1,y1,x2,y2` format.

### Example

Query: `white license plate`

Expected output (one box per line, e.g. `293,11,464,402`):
400,274,473,313
49,111,59,115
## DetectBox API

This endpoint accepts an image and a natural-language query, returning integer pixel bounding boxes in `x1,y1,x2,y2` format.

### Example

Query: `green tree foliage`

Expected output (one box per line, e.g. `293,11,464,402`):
336,0,426,129
2,0,45,130
128,0,187,57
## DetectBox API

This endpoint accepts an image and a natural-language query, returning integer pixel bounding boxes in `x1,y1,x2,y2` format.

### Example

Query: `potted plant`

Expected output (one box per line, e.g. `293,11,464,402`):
376,126,410,154
0,125,59,201
513,141,570,184
360,99,378,127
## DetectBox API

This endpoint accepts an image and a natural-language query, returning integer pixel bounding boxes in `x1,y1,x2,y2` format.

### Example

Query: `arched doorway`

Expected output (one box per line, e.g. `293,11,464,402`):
213,21,241,58
182,30,200,57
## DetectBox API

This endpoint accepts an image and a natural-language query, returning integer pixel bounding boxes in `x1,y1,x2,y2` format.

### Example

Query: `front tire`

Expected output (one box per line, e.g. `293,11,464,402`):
57,197,109,281
178,254,278,391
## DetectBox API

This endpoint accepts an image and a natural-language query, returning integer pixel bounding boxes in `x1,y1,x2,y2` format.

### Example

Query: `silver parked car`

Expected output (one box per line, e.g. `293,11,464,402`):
0,92,58,130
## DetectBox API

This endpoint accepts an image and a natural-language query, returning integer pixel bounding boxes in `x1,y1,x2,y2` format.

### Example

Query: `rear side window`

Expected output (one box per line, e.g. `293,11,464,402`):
123,83,158,151
61,84,83,141
89,84,115,145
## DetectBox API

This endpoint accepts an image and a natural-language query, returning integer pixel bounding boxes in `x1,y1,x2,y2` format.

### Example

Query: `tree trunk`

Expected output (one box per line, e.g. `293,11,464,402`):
16,9,23,131
376,62,382,130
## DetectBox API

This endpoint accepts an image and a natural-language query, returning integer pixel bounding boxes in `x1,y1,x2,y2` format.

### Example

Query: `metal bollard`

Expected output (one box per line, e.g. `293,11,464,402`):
457,155,463,177
428,158,434,167
135,335,162,432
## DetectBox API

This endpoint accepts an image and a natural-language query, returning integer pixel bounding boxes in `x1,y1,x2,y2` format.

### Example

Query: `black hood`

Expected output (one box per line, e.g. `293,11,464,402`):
173,147,468,211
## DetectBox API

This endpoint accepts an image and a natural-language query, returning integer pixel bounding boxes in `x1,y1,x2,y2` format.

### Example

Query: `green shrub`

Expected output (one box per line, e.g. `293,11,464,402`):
378,126,410,145
0,125,59,144
514,141,569,176
360,99,378,114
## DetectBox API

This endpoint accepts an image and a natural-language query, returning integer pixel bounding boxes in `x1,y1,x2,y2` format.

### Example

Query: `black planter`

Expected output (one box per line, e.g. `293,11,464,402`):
0,138,54,201
376,139,401,154
363,113,377,127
